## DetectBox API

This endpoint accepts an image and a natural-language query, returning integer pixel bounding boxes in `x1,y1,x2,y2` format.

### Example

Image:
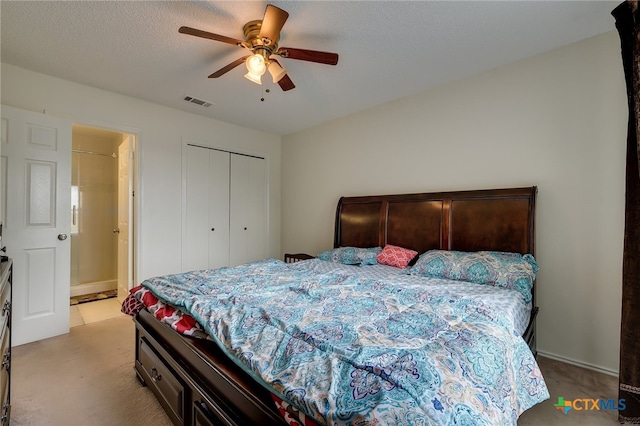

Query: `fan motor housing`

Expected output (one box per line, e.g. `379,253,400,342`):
243,20,278,54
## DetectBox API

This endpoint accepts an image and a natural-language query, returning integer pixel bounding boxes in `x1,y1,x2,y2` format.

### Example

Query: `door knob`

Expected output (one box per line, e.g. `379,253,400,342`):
57,234,68,241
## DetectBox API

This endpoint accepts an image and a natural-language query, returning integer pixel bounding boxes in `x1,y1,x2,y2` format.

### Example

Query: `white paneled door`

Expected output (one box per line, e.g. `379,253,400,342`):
1,105,71,346
117,137,132,301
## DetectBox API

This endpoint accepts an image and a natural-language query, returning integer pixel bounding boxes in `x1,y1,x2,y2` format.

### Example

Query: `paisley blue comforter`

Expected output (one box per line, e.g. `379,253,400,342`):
141,259,549,425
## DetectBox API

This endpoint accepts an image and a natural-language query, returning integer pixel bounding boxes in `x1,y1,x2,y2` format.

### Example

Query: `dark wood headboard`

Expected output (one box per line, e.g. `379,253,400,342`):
334,187,537,255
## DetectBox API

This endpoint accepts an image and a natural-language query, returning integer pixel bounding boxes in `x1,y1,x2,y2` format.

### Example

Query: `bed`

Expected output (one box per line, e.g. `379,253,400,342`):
125,186,548,426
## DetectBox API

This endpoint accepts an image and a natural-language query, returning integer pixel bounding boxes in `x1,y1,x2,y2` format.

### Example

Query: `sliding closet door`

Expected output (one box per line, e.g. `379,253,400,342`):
207,150,230,269
229,154,266,266
184,145,266,271
183,145,229,271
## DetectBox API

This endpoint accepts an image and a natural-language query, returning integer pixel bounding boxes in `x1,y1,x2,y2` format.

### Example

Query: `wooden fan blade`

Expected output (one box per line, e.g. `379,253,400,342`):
278,74,295,91
269,59,294,91
259,4,289,46
208,56,250,78
179,26,245,47
276,47,338,65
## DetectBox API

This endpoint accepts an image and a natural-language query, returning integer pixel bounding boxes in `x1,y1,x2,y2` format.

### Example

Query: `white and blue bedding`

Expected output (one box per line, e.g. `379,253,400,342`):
140,258,549,425
289,259,533,336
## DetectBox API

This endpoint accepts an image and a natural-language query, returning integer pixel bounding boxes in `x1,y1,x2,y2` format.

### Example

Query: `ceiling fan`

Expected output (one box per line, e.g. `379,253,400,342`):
179,4,339,91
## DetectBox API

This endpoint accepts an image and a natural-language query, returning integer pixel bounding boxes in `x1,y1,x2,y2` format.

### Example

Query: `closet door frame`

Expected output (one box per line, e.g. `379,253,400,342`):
180,140,269,272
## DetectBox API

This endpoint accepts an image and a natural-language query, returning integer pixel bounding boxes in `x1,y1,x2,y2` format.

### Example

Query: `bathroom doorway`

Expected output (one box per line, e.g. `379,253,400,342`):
69,124,135,315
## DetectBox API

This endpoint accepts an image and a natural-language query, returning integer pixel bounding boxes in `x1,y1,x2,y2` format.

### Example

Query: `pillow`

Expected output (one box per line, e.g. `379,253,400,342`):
376,244,419,269
316,247,382,265
410,250,538,302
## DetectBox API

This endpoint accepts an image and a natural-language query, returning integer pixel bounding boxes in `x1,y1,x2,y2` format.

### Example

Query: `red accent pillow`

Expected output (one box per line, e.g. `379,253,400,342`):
376,244,418,268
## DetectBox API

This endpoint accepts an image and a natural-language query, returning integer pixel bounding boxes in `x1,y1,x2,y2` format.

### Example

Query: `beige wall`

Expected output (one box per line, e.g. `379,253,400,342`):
1,63,282,283
282,31,627,374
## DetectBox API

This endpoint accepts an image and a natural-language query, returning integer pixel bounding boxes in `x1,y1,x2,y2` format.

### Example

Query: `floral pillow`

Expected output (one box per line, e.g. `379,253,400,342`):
410,250,538,302
316,247,382,265
376,244,419,269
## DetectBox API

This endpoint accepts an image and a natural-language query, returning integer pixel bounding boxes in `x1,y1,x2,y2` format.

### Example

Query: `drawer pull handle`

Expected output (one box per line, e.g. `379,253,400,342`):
150,367,162,383
2,352,9,371
1,402,9,425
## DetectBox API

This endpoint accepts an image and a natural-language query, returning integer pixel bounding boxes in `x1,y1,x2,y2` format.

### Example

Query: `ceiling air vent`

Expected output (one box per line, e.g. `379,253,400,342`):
183,96,212,107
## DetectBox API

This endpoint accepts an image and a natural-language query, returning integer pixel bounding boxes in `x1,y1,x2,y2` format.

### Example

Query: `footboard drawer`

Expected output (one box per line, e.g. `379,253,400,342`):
192,387,239,426
138,337,186,425
135,310,288,426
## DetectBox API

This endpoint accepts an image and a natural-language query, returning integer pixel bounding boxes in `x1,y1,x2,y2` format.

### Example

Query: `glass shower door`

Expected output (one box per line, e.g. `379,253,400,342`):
70,148,118,298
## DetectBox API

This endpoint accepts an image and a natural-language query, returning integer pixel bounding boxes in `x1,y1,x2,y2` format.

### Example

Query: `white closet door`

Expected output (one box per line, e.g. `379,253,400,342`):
207,149,230,269
184,145,230,271
245,155,267,262
184,145,210,272
229,154,266,266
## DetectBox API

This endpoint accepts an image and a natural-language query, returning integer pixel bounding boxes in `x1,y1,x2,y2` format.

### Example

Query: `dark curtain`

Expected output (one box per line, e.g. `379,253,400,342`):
613,1,640,423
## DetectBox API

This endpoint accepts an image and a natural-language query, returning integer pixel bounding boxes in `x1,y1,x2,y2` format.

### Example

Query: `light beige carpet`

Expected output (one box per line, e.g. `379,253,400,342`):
519,356,619,425
10,316,172,426
10,315,620,425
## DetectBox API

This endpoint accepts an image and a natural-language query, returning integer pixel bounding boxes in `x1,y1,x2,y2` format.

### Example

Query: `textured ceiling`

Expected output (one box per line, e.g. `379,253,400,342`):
1,1,617,135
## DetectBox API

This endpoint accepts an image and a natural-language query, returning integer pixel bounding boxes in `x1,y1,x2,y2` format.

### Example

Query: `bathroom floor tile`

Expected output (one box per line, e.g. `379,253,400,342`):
69,305,84,327
76,298,125,324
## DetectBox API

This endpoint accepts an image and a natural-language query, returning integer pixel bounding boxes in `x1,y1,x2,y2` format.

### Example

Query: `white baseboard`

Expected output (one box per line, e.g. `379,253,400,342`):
537,350,619,377
70,279,117,297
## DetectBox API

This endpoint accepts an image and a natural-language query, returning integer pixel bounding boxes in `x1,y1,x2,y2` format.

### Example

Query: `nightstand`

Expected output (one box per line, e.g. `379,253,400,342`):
283,253,314,263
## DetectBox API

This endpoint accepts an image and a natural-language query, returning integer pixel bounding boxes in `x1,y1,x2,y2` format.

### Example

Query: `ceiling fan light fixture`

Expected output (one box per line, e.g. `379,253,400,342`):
180,4,338,91
268,60,287,83
244,53,267,85
244,71,263,85
246,53,267,76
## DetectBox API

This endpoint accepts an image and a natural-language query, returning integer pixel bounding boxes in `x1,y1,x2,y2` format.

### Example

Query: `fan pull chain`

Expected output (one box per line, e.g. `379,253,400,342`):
260,88,270,102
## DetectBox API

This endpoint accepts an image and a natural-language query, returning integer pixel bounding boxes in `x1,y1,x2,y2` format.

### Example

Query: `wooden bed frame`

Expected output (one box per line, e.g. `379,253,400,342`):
133,186,538,426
